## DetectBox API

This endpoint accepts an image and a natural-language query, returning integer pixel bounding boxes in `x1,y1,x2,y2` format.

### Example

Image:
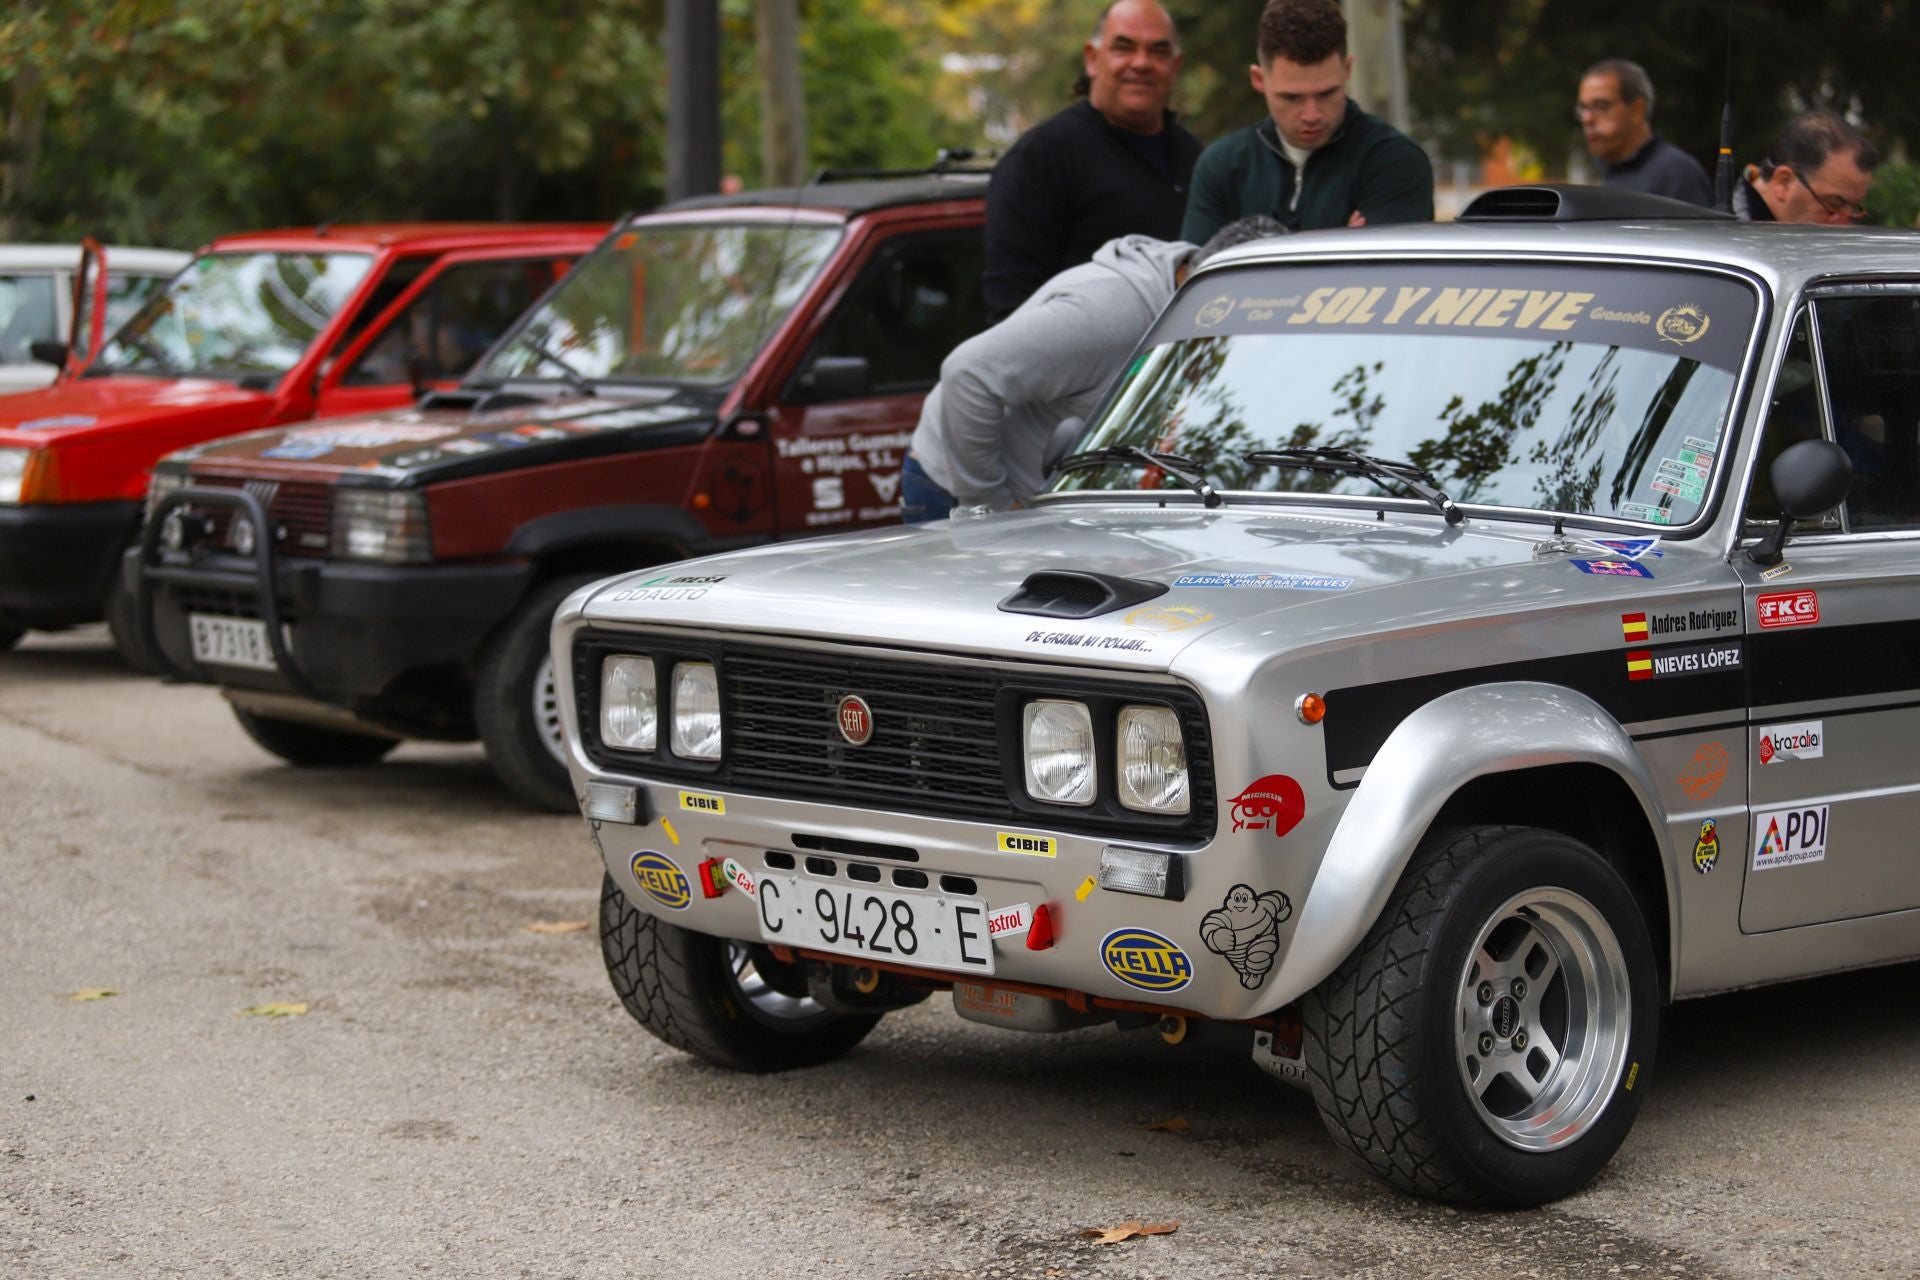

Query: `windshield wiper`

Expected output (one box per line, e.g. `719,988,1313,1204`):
1242,447,1464,525
515,336,597,397
1055,445,1223,508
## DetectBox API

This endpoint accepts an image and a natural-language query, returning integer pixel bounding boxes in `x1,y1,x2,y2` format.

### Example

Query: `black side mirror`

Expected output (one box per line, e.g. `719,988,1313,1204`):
29,340,68,368
1043,416,1085,474
1748,438,1852,565
792,356,870,404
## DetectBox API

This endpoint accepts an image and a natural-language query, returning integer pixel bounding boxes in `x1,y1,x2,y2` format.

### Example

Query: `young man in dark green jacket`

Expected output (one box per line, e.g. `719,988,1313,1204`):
1181,0,1432,242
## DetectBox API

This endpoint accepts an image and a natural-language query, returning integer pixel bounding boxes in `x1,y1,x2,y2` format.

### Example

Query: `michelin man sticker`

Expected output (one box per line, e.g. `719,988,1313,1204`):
1199,885,1294,989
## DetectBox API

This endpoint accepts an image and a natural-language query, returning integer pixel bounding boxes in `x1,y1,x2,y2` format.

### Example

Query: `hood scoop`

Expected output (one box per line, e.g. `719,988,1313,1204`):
997,571,1167,620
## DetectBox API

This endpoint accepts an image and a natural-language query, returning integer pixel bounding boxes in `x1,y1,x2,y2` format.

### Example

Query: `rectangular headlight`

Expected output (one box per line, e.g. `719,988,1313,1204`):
670,661,722,759
144,467,187,523
600,655,658,751
0,448,31,505
1023,699,1095,805
1116,704,1190,814
333,489,430,563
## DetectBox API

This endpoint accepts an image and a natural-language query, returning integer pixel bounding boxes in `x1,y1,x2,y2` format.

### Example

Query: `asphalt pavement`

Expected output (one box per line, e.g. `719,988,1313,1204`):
4,629,1918,1279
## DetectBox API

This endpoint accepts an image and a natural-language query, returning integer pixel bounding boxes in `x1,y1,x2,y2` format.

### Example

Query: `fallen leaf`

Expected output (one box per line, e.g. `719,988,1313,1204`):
67,988,118,1003
238,1002,309,1018
1146,1117,1190,1133
1078,1220,1180,1244
524,920,591,934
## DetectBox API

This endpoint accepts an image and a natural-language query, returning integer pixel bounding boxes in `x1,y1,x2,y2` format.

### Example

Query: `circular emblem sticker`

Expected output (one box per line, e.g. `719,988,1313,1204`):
836,694,874,746
1194,294,1235,328
1124,604,1213,633
1101,928,1194,993
630,852,691,910
1654,304,1710,346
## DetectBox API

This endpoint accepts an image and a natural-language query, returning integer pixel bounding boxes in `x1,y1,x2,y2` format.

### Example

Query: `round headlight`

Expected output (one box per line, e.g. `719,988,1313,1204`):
670,661,722,760
600,655,657,751
1023,699,1095,806
229,514,257,557
1116,705,1189,814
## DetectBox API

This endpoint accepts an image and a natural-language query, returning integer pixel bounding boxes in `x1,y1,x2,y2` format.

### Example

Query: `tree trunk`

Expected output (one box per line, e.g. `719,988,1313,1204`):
1341,0,1408,133
2,2,46,240
755,0,808,187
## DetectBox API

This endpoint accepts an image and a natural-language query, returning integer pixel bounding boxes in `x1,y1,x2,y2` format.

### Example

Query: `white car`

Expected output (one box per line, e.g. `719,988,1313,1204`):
0,245,189,393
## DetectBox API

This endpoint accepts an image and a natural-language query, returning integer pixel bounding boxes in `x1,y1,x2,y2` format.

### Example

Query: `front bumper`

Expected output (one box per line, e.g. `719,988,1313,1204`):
134,486,532,709
0,500,140,630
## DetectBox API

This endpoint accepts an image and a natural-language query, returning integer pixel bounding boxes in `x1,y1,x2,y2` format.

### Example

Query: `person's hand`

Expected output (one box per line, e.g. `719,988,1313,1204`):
1347,209,1368,228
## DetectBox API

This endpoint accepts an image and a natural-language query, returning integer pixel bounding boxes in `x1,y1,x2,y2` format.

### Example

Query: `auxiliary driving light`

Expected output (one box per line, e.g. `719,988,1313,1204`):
583,780,639,824
229,513,258,557
1097,846,1186,901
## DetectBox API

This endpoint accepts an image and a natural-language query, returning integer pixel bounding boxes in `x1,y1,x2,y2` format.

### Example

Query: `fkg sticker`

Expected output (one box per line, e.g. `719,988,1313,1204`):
1199,885,1293,990
1692,819,1719,874
1757,589,1819,629
1229,774,1306,837
1758,721,1822,765
1753,805,1829,870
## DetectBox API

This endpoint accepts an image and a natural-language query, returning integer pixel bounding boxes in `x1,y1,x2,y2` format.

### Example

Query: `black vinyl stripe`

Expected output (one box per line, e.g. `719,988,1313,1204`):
1748,619,1920,707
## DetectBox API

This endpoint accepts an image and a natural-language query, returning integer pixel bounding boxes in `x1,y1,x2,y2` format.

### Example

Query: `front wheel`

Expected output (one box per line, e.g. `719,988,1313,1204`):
600,875,881,1072
232,707,401,767
473,575,597,812
1302,825,1659,1206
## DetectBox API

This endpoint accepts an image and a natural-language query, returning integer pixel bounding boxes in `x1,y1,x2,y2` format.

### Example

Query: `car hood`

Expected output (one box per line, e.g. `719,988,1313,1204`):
170,391,711,481
0,376,273,448
580,503,1706,671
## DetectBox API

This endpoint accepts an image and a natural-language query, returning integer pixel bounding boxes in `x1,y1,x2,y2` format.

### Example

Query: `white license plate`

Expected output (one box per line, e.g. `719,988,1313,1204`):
755,875,995,976
188,613,275,671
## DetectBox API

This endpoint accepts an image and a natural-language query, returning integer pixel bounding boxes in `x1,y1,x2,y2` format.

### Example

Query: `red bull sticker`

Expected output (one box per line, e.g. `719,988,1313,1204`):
1571,558,1654,579
1101,928,1193,993
1229,774,1305,838
630,851,691,910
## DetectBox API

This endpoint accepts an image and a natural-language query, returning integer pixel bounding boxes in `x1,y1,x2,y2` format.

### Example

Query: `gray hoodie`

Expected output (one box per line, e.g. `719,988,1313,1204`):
910,234,1193,510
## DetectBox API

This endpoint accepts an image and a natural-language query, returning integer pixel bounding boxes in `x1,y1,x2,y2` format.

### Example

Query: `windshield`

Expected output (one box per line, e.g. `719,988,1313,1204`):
476,221,841,386
93,251,373,379
1054,262,1759,527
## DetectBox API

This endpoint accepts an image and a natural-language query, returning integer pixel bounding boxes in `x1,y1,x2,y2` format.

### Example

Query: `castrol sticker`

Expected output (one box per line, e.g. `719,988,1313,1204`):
1757,590,1819,629
720,857,756,898
986,902,1033,940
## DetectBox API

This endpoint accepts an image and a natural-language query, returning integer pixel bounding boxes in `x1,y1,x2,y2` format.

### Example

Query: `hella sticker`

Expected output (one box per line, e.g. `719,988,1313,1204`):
1758,721,1823,765
997,832,1057,858
1757,590,1819,629
1101,928,1194,993
679,791,726,814
986,902,1033,940
1753,805,1828,870
630,852,692,910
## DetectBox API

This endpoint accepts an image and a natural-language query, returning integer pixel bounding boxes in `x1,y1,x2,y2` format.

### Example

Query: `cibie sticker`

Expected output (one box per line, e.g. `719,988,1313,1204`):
986,902,1033,940
1692,819,1720,874
630,852,691,910
719,857,756,898
1100,928,1193,993
1753,805,1829,870
1758,721,1823,765
679,791,726,814
1757,589,1819,629
997,832,1057,857
1229,774,1306,837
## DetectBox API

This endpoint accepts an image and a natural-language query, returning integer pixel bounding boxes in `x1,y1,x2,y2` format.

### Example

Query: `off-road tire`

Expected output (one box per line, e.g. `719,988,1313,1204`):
103,571,157,674
1301,824,1660,1206
232,707,401,767
600,874,881,1072
473,575,596,813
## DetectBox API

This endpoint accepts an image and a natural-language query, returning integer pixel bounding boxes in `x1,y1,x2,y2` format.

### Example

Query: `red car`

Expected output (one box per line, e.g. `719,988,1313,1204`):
136,175,988,809
0,222,602,657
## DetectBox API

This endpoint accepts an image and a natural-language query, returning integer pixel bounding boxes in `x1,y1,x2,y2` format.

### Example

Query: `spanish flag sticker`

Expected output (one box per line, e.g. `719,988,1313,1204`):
1626,650,1653,681
1621,612,1649,642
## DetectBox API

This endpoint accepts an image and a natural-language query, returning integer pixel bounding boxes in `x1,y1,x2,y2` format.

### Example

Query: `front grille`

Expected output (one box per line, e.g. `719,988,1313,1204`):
171,583,261,620
575,633,1217,840
185,475,334,557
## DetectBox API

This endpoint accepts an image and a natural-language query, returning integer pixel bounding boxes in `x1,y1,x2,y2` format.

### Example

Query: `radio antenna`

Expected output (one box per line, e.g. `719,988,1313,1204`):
1712,0,1736,212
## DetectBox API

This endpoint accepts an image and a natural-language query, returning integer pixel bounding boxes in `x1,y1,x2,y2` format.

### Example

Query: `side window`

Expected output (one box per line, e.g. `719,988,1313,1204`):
75,273,173,360
0,274,59,362
326,255,433,360
342,258,562,387
1815,294,1920,531
1744,310,1823,526
797,231,987,398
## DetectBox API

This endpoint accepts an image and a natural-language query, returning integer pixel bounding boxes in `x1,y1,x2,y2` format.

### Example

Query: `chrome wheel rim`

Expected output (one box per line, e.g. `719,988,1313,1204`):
1454,887,1631,1152
727,942,829,1023
533,655,566,765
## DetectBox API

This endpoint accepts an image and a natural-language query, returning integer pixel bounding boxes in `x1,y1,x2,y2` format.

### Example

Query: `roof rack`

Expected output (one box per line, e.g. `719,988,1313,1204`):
1458,184,1735,223
812,148,996,184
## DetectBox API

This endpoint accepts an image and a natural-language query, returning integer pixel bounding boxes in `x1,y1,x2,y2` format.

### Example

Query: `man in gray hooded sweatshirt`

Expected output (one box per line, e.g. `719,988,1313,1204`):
903,216,1283,521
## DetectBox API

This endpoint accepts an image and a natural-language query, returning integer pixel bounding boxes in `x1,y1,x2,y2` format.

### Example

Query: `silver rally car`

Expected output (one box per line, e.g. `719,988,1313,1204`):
553,187,1920,1205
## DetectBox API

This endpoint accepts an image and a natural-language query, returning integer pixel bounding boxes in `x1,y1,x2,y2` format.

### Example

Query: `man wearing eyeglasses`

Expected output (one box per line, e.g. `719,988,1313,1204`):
1735,112,1879,224
1576,59,1712,207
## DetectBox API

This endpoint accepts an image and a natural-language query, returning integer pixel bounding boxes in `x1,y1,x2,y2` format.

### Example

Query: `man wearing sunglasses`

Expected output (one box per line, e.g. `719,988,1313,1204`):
1577,59,1712,207
1735,111,1879,224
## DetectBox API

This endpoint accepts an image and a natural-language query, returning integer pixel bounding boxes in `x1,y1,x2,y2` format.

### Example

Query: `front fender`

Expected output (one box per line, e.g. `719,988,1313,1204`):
1269,681,1675,1004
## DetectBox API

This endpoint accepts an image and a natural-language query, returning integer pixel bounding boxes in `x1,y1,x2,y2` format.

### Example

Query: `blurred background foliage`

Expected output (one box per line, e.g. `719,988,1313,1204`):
2,0,1915,246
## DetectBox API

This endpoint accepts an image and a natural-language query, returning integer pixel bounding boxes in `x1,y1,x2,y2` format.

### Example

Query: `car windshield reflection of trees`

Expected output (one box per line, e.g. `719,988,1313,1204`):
1057,332,1733,524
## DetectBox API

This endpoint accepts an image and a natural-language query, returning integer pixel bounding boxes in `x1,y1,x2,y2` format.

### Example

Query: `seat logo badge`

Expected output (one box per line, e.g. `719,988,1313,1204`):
836,695,874,746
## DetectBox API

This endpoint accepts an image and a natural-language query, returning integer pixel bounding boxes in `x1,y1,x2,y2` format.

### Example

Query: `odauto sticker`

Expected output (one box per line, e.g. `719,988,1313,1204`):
1692,819,1720,874
997,832,1057,858
679,791,726,814
1101,928,1193,993
1758,721,1822,765
630,852,692,910
1199,885,1293,990
1757,589,1819,629
1753,805,1828,870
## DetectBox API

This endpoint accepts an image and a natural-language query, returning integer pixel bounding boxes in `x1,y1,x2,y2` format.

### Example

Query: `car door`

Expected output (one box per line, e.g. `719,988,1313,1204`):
1738,288,1920,933
765,225,987,533
311,249,575,421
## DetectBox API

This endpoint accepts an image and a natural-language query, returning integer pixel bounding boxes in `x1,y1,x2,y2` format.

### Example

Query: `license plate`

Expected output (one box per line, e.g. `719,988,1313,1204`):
755,875,994,976
188,613,275,671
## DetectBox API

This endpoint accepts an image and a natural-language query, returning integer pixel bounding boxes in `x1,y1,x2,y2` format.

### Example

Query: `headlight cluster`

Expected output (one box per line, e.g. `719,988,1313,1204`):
143,467,187,523
1022,698,1189,814
0,448,31,505
600,654,721,761
333,489,430,564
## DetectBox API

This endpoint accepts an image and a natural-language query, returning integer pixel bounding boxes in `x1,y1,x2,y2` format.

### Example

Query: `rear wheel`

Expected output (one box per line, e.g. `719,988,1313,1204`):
600,875,881,1072
473,575,597,813
1302,825,1659,1206
232,707,401,767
